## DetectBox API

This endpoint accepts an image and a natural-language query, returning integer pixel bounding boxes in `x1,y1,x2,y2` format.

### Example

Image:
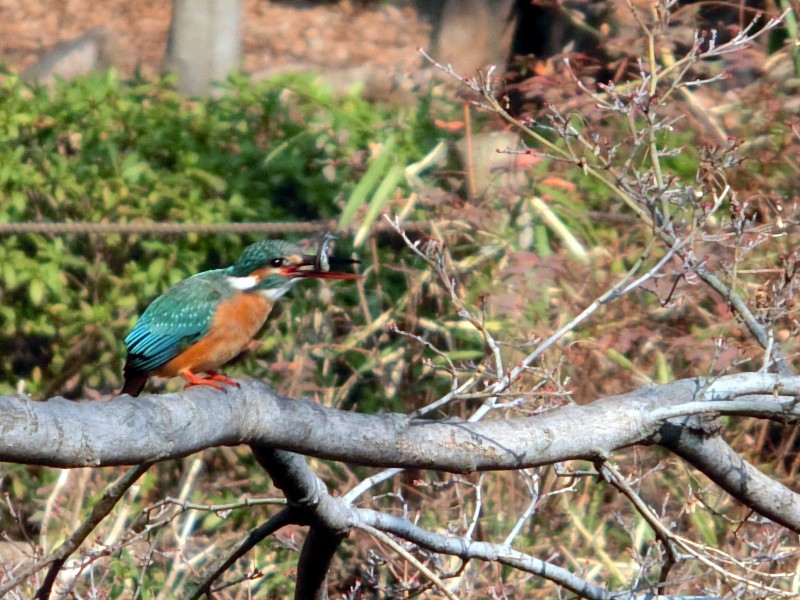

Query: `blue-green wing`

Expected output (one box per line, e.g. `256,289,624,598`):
124,272,227,373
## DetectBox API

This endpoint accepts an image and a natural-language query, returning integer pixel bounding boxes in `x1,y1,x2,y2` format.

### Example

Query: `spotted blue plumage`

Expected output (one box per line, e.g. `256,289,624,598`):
124,270,233,373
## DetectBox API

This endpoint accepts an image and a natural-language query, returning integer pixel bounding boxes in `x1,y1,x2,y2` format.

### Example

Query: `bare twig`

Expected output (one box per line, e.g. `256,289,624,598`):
186,508,295,600
4,463,154,600
354,508,609,599
356,523,459,600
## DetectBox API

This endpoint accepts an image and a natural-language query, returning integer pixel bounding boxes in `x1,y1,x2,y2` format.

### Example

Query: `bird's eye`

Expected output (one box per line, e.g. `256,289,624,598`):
270,258,284,268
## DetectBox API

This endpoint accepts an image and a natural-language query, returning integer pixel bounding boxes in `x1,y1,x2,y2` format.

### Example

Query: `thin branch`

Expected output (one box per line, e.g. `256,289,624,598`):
598,460,683,583
158,457,204,600
503,471,539,546
355,523,458,600
354,508,609,599
186,508,295,600
343,467,405,505
151,495,286,514
4,462,154,600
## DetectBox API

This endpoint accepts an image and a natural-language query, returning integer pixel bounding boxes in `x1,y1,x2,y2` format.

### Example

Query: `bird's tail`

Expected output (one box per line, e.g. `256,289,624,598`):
121,371,148,397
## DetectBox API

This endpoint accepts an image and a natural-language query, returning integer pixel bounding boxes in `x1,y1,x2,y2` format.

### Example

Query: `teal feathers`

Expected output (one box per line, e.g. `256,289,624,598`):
124,271,231,374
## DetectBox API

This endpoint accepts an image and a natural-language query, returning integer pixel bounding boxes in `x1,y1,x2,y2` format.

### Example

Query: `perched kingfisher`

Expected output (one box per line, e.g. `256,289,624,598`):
121,238,359,397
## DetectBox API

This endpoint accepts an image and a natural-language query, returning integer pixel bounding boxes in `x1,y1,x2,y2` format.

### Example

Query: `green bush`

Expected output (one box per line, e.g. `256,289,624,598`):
0,70,441,397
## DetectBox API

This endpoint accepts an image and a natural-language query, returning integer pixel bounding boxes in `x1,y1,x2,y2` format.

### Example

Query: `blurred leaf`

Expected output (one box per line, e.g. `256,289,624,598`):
353,162,405,247
29,279,45,306
338,134,397,230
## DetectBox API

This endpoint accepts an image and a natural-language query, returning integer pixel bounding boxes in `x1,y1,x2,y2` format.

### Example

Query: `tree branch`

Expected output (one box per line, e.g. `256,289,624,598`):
190,452,768,600
187,507,295,600
0,462,152,599
354,524,458,600
2,375,798,469
657,419,800,531
353,508,610,598
242,449,611,598
1,374,799,532
250,446,350,600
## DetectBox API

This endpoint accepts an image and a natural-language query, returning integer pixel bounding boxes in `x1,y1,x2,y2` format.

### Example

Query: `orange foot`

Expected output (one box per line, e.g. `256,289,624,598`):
207,370,240,388
180,370,238,391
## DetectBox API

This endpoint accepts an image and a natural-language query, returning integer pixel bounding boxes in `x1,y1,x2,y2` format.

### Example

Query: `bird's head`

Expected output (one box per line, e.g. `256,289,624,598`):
225,239,360,299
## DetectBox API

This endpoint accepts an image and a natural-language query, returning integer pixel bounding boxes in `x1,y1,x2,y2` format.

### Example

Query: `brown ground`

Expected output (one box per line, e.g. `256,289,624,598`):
0,0,430,83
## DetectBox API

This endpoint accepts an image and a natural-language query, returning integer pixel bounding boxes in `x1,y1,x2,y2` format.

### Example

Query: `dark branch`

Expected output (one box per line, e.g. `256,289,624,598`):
187,507,295,600
294,527,346,600
251,446,349,600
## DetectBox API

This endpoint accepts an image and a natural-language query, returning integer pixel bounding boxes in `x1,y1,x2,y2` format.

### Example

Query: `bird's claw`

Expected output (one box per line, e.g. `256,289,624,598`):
180,370,239,392
207,370,240,388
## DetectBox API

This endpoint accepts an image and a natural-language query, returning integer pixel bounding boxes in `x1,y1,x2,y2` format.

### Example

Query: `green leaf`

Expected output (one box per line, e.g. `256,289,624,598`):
29,279,45,306
353,162,404,247
338,135,396,230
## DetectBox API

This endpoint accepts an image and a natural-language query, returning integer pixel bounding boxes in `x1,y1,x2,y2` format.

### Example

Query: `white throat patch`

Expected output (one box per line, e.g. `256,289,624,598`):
226,275,259,290
226,275,298,300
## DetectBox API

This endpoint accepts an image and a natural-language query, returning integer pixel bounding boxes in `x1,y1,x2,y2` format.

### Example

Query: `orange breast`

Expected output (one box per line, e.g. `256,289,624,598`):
156,292,274,377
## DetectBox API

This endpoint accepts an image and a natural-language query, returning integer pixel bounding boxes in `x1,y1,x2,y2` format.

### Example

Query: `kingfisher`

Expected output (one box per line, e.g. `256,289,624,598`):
121,238,359,397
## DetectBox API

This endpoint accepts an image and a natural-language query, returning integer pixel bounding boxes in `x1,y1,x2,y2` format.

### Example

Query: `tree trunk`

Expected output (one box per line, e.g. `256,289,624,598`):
165,0,242,96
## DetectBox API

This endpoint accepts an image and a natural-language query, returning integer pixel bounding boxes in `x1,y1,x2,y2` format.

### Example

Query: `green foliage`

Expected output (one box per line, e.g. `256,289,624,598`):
0,70,439,397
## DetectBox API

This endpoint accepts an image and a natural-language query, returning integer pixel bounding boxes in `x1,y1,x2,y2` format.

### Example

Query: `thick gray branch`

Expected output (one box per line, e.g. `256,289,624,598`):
2,374,798,470
1,374,799,531
657,421,800,530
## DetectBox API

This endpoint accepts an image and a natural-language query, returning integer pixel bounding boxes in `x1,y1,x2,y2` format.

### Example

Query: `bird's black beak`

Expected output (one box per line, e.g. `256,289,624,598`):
279,234,361,280
283,254,361,280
